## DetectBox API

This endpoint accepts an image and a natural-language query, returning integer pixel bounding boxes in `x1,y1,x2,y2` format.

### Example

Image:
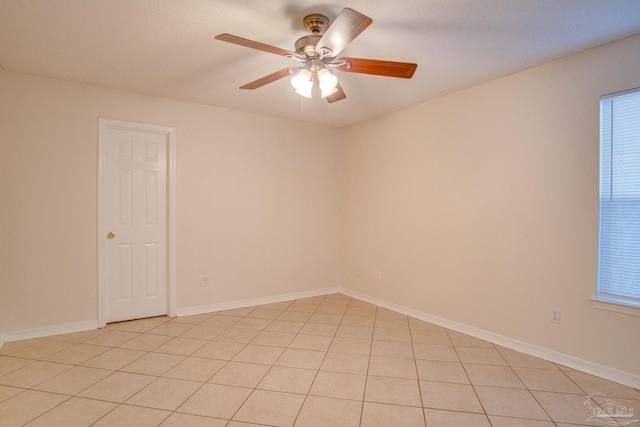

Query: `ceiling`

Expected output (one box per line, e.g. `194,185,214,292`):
2,1,640,128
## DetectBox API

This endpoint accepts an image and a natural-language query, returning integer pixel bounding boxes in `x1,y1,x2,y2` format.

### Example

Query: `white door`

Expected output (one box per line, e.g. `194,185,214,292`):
98,119,175,324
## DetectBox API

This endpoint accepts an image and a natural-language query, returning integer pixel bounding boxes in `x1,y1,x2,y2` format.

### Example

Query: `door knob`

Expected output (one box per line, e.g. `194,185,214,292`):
107,231,116,239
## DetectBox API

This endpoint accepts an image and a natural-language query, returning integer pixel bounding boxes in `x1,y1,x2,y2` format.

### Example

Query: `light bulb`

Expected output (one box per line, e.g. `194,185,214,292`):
291,69,313,98
318,68,338,98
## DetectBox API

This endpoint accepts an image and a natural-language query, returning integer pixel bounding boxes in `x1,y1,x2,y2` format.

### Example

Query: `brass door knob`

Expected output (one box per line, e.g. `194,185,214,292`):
107,231,116,239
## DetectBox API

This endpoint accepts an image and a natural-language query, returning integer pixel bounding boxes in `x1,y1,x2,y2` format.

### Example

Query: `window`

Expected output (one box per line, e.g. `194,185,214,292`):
597,87,640,311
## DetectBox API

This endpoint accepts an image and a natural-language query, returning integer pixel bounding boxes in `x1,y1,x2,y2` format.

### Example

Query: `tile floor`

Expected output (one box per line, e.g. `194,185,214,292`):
0,293,638,426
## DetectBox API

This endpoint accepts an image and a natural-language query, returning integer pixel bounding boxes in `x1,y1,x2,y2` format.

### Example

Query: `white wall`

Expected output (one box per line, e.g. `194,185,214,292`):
340,34,640,378
0,71,341,334
2,33,639,383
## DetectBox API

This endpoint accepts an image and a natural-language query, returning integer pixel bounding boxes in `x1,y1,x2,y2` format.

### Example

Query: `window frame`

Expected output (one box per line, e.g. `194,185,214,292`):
593,87,640,317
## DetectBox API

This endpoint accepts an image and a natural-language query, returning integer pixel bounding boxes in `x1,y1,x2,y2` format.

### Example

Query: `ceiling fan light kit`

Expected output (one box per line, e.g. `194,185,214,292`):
215,8,417,103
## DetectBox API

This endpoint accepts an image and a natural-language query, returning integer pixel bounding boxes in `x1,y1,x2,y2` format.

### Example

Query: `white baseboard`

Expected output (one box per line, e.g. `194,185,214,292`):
340,287,640,390
176,287,341,317
2,286,638,390
0,288,342,347
0,320,99,345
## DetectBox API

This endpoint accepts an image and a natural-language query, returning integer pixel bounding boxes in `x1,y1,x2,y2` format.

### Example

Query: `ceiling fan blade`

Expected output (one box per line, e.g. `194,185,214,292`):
240,68,296,90
315,8,372,58
215,33,297,58
325,82,346,103
336,57,417,78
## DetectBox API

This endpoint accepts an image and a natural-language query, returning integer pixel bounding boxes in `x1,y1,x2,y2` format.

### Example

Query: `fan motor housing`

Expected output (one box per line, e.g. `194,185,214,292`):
295,34,322,58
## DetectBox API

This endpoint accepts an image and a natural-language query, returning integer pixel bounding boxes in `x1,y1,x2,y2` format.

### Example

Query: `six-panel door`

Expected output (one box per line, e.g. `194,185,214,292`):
103,127,168,323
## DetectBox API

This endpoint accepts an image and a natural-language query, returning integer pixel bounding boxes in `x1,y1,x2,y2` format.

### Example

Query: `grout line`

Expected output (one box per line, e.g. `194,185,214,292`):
407,313,429,427
291,294,350,427
2,293,639,426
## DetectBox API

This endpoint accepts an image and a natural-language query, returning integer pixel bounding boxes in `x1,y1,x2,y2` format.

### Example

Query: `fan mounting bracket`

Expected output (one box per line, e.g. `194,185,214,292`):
327,59,351,70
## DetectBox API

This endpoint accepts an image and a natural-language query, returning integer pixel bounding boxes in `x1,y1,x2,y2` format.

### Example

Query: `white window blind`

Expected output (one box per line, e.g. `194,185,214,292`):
598,87,640,307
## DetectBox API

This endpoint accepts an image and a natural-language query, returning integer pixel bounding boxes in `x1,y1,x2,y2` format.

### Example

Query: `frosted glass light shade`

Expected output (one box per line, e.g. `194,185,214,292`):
318,68,338,98
291,69,313,98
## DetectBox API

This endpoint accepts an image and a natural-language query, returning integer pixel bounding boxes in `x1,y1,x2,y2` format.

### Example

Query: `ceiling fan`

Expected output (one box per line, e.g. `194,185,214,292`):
215,8,418,103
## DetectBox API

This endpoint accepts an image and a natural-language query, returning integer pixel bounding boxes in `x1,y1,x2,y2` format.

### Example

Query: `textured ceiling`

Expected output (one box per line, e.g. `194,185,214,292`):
2,0,640,128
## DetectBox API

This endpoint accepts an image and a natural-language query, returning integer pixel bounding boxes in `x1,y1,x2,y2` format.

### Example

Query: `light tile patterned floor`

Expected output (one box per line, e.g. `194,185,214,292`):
0,293,638,426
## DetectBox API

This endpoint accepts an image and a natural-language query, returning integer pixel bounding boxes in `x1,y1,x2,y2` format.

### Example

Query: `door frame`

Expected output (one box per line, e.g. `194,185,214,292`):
97,118,177,327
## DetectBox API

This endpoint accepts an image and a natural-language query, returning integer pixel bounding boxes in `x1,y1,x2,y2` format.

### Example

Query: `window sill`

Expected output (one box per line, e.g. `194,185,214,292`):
590,297,640,317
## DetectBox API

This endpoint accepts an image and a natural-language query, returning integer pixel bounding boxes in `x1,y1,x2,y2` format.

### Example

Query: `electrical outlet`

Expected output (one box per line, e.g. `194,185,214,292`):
550,308,561,324
376,271,382,281
202,276,209,287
